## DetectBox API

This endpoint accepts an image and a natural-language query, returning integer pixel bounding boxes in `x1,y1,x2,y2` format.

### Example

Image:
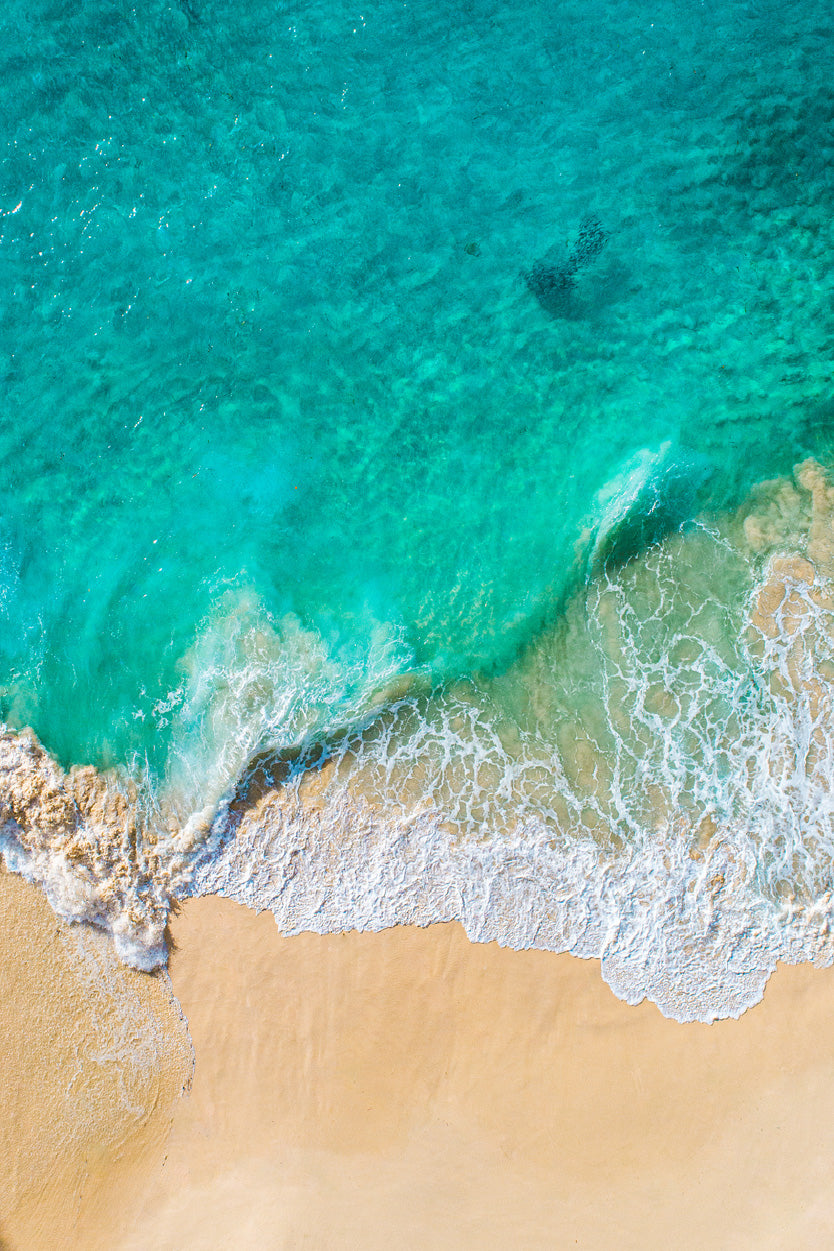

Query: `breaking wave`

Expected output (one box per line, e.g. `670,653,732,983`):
5,460,834,1020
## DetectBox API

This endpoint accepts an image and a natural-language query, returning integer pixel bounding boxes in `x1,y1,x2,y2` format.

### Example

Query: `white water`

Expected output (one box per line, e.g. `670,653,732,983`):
5,464,834,1021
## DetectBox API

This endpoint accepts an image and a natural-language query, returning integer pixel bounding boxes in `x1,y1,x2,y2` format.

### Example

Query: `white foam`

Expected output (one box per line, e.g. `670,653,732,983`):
6,473,834,1022
156,586,418,822
191,772,825,1023
189,541,834,1023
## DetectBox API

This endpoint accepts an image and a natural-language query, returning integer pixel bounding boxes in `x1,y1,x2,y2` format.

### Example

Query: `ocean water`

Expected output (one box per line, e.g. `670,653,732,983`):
3,0,834,1017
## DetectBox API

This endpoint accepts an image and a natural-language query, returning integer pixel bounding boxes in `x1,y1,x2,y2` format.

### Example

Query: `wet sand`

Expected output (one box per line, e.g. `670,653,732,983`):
0,871,192,1251
5,879,834,1248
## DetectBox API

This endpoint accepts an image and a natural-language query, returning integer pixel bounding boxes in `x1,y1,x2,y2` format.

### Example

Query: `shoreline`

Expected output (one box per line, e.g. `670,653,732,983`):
3,461,834,1022
4,878,834,1248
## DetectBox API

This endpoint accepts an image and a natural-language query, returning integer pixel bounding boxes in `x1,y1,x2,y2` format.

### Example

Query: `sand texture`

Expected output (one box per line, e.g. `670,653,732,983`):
5,884,834,1248
0,871,193,1251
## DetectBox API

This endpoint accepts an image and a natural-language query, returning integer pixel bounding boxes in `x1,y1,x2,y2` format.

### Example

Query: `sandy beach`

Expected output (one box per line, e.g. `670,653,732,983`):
6,0,834,1244
4,873,834,1249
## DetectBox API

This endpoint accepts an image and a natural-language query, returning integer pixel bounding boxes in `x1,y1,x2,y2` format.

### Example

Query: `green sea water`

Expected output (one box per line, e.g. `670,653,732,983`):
2,0,834,806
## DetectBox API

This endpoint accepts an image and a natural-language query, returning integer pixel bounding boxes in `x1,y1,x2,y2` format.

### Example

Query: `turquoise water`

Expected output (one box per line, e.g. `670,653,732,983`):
2,0,834,796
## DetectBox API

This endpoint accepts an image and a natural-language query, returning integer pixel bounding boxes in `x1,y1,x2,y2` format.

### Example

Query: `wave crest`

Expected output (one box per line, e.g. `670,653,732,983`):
5,461,834,1020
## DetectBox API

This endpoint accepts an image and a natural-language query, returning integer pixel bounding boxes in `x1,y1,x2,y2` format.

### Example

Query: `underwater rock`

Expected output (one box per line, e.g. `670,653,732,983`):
524,215,608,315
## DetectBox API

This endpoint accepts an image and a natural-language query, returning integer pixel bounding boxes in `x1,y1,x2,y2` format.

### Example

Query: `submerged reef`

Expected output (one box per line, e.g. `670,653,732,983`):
523,215,608,315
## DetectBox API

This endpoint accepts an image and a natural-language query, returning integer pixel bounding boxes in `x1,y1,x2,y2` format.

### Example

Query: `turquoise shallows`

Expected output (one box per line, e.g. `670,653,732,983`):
1,0,833,777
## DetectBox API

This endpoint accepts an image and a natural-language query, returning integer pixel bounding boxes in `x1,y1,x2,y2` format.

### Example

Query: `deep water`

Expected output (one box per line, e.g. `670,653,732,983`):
2,0,834,796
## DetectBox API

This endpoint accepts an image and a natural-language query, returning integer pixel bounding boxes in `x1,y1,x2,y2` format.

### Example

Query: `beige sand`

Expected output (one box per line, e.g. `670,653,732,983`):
0,871,192,1251
6,883,834,1249
134,901,834,1249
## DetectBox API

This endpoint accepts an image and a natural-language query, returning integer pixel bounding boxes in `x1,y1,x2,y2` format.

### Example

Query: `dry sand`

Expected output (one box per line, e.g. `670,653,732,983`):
4,877,834,1249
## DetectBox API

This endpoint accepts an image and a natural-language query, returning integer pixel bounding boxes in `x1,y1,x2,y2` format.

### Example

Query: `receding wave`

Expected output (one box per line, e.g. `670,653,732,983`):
4,460,834,1020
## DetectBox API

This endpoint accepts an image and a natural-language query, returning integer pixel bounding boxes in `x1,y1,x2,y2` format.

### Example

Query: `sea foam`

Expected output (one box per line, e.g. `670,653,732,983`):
4,462,834,1021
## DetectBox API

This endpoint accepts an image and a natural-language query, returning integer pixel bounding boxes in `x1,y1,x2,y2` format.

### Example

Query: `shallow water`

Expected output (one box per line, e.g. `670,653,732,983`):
2,0,834,1017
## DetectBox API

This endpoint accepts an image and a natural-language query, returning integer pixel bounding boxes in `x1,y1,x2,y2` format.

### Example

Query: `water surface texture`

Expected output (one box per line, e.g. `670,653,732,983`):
2,0,834,1017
